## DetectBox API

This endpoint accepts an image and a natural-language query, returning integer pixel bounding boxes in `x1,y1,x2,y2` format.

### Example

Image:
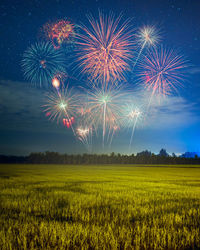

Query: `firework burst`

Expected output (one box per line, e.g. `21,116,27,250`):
85,85,127,146
137,25,160,48
76,12,134,87
21,42,66,87
76,126,92,151
133,25,161,69
122,103,143,153
42,19,76,49
24,12,189,151
43,85,80,134
138,46,187,100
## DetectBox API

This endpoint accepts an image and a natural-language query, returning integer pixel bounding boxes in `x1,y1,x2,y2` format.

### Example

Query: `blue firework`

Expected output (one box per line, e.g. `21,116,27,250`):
21,42,66,87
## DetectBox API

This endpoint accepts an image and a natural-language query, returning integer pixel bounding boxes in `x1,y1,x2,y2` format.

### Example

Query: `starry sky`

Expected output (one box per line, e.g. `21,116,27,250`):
0,0,200,156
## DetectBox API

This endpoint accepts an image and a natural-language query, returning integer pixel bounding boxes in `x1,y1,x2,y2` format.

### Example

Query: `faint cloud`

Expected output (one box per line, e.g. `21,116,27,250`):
0,79,66,134
0,79,199,134
146,95,199,129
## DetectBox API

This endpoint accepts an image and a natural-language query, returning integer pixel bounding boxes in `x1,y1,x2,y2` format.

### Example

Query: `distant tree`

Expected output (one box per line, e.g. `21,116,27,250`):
2,149,200,165
137,150,152,157
159,149,168,157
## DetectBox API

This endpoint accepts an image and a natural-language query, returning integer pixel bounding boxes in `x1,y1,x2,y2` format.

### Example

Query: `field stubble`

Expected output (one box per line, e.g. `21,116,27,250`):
0,164,200,249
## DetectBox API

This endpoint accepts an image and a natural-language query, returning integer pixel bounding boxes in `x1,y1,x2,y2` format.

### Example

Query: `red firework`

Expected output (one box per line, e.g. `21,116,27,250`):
76,12,134,86
139,46,187,96
63,117,75,128
43,20,75,49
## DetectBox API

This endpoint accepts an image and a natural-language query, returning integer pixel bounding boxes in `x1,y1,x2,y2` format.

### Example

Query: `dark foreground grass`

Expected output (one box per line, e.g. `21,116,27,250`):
0,164,200,249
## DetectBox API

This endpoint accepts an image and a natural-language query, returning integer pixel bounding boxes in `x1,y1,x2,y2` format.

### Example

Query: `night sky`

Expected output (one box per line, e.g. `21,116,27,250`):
0,0,200,156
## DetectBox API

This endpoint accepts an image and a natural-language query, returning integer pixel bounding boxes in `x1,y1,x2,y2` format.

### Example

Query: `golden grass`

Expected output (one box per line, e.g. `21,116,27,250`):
0,164,200,249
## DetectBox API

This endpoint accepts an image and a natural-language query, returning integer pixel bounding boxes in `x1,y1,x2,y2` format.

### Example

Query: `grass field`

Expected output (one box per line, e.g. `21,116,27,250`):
0,164,200,249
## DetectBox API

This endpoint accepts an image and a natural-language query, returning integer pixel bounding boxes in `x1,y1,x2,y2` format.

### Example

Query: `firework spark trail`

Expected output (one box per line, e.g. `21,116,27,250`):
128,115,139,154
107,125,119,148
132,41,146,69
125,107,142,154
108,129,115,148
76,98,93,151
121,102,143,154
102,100,107,148
76,12,134,88
76,126,92,152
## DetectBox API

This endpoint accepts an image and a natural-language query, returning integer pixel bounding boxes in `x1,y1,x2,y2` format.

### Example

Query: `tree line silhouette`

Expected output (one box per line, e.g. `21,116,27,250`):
0,149,200,164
